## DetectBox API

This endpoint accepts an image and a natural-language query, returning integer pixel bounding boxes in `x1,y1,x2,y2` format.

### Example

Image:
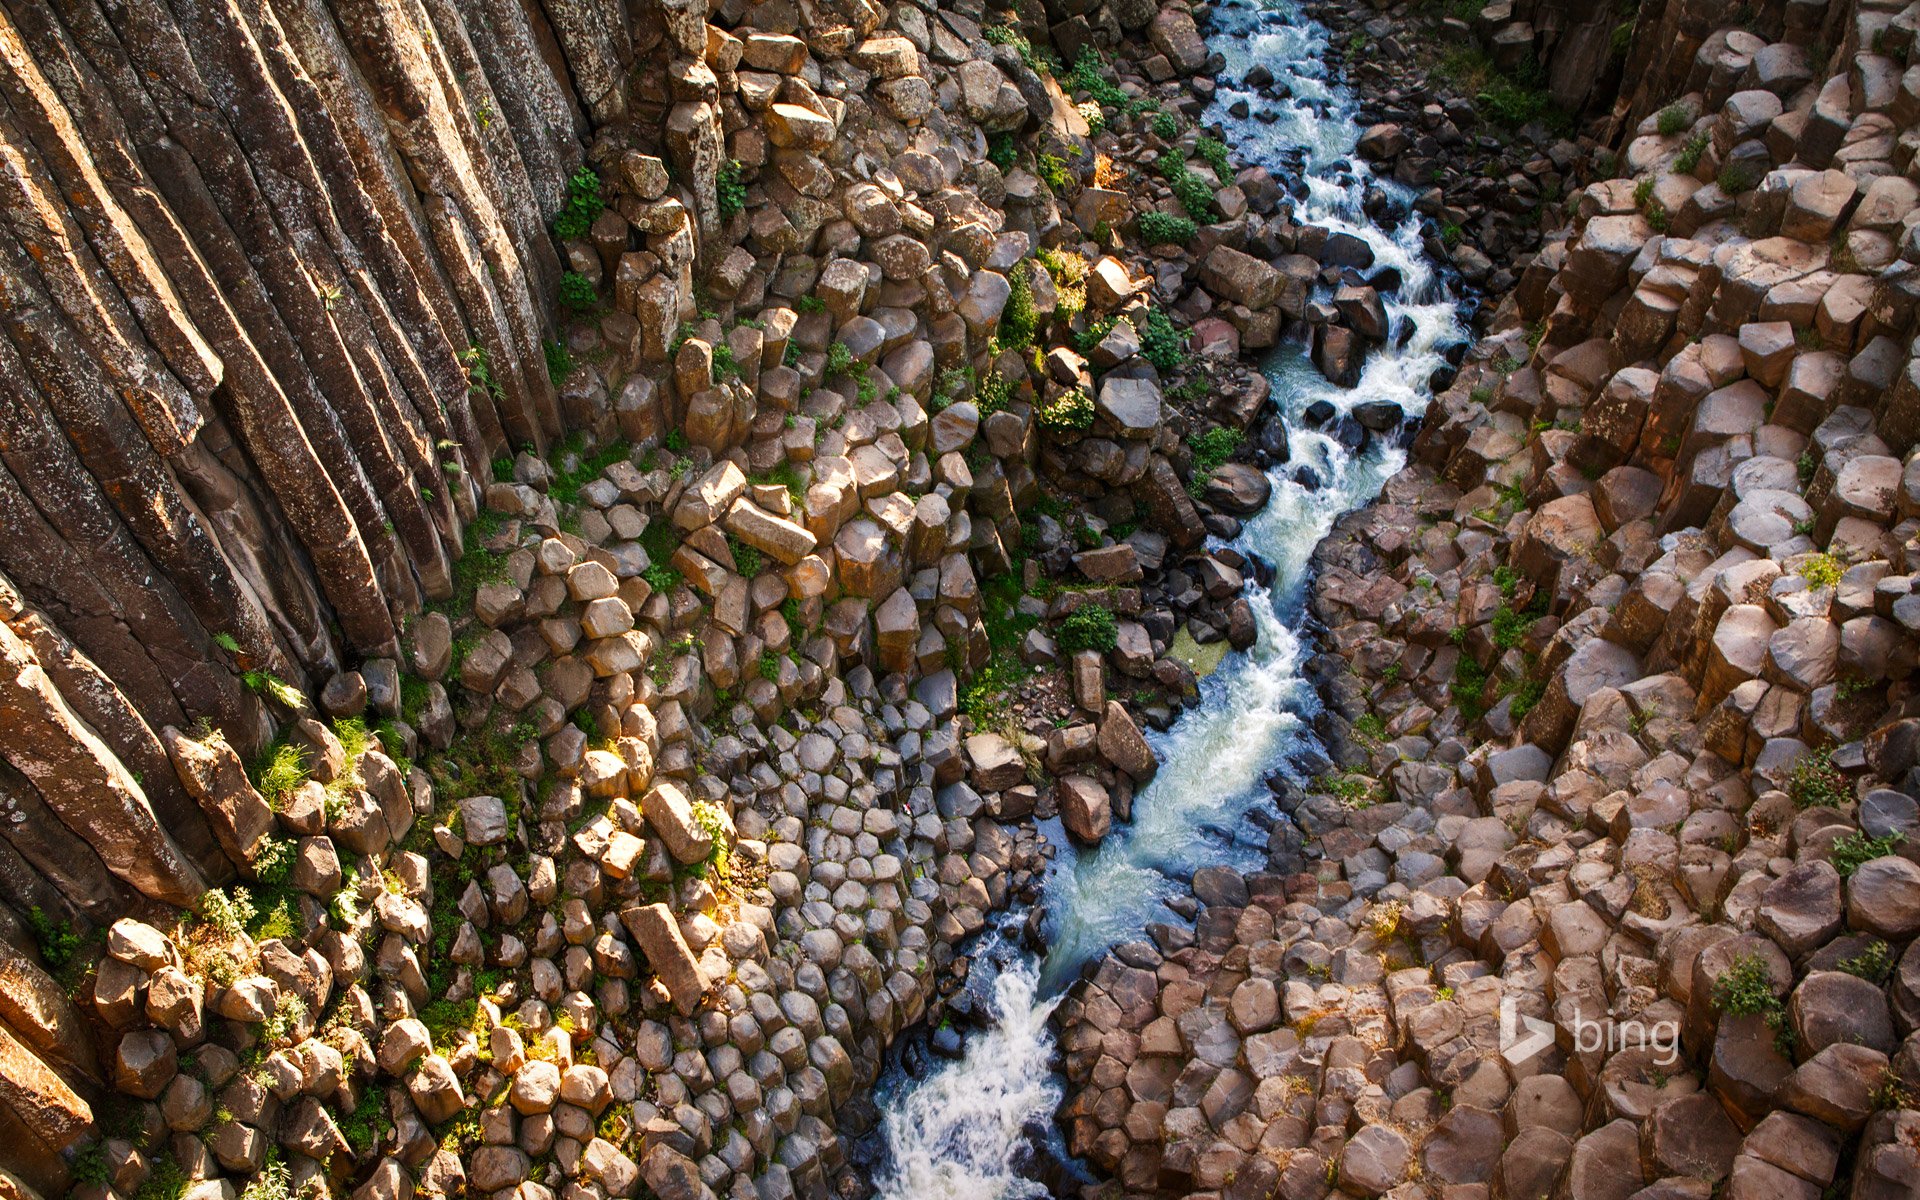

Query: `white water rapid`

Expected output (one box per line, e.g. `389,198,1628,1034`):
871,2,1468,1195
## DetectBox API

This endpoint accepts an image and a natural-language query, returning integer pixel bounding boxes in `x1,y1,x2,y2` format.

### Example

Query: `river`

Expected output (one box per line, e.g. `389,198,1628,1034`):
870,2,1468,1194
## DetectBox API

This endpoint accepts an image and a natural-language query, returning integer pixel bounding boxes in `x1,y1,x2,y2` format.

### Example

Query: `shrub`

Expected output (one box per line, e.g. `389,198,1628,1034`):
1151,110,1180,140
551,167,603,240
1786,746,1849,809
1035,388,1095,432
1138,210,1197,244
1156,151,1215,218
1139,307,1187,372
1057,603,1119,654
717,159,747,219
1711,951,1793,1051
1656,104,1689,136
558,271,597,312
1189,426,1242,473
1001,269,1037,350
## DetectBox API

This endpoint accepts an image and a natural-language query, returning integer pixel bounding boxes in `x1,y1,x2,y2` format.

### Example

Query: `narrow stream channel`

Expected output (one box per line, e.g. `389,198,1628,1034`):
870,3,1468,1195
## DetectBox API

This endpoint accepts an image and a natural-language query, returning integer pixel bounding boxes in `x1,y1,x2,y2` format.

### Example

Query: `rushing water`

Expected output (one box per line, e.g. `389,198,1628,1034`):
870,2,1467,1195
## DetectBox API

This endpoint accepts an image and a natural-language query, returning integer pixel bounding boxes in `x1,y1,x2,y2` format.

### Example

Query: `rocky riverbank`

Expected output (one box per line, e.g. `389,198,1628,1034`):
1055,2,1920,1199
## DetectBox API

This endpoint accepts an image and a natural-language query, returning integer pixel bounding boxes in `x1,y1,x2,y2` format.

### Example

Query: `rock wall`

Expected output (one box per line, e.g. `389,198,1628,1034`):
0,0,620,896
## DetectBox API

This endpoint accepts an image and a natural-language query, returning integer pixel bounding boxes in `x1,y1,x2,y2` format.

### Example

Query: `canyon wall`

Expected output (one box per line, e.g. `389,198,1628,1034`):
0,0,614,899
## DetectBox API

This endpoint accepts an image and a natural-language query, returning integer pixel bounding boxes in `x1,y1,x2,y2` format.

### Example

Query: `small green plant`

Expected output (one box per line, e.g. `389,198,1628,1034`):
197,887,256,940
1001,268,1037,350
558,270,597,312
1797,554,1843,588
1156,150,1216,218
1138,210,1197,245
1037,153,1073,193
1656,104,1689,136
1832,831,1904,877
987,132,1016,172
717,159,747,219
1151,110,1180,140
1196,136,1231,180
1717,158,1762,195
1711,951,1793,1052
1490,605,1536,651
1317,771,1381,809
1139,307,1187,372
1189,426,1243,474
1838,939,1896,984
1674,130,1710,174
1035,387,1095,432
825,341,857,379
544,339,575,386
1353,713,1387,744
728,536,764,578
212,631,241,654
1057,603,1119,654
1786,746,1849,809
643,563,682,593
460,343,502,402
242,670,305,710
23,906,81,971
551,166,604,240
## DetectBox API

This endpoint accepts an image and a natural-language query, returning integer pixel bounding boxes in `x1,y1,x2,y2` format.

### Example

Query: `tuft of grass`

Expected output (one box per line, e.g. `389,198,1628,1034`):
1656,104,1689,136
